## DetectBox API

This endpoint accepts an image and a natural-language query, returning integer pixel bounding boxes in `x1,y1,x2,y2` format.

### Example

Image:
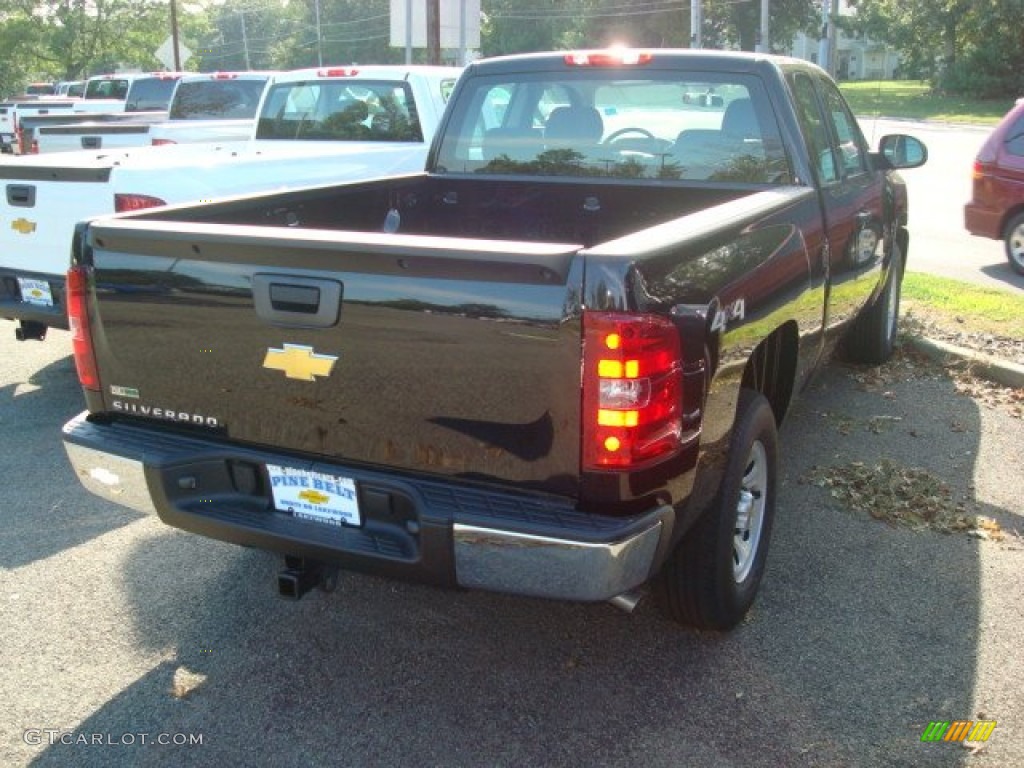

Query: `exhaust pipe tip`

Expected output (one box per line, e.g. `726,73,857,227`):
608,588,646,614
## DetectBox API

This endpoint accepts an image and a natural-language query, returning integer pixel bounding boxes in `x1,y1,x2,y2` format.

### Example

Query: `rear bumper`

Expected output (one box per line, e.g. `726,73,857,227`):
964,200,1003,240
62,412,672,602
0,268,68,330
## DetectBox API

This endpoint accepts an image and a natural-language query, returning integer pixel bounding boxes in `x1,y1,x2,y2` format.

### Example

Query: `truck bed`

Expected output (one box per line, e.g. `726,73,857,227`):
121,174,757,247
81,174,809,499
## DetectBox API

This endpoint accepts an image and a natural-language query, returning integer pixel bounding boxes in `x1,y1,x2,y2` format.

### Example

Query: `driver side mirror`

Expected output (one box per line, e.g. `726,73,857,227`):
876,134,928,169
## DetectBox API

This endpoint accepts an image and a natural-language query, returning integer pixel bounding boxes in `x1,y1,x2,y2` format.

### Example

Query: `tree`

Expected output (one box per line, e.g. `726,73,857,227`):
0,0,187,78
839,0,1022,96
702,0,818,52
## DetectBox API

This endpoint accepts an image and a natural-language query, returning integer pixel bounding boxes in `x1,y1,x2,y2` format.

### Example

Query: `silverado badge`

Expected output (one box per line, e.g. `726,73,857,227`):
263,344,338,382
11,218,37,235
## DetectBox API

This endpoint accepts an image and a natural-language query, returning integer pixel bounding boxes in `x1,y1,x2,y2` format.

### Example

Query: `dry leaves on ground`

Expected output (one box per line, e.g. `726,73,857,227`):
802,460,1006,541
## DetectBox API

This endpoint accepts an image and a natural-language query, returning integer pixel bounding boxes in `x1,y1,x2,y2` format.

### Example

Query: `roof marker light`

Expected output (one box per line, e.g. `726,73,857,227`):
317,68,360,78
564,50,654,68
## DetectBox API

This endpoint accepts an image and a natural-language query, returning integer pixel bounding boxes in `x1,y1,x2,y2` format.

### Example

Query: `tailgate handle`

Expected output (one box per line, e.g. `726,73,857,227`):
81,136,101,149
6,184,35,207
252,273,342,329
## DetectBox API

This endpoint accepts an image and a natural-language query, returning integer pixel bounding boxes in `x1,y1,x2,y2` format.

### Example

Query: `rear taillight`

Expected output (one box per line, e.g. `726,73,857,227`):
971,160,985,181
114,193,167,212
67,265,99,391
151,138,176,146
582,311,683,470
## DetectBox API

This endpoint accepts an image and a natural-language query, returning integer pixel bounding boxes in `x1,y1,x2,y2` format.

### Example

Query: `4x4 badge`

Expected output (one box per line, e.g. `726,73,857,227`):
263,344,338,382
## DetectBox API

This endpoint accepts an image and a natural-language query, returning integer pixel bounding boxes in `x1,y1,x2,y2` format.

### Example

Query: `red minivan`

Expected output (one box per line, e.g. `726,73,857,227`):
964,99,1024,274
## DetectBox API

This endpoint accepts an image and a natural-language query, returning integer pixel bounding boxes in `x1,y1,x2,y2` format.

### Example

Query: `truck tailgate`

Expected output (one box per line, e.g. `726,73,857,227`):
84,220,585,495
0,159,119,321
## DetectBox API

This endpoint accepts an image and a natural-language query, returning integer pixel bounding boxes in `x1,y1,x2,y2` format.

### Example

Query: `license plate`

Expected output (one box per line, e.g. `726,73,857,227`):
17,278,52,307
266,464,360,527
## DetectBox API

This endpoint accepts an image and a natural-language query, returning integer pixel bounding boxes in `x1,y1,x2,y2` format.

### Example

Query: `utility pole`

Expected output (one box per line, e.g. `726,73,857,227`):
314,0,323,66
690,0,701,49
240,11,251,70
757,0,770,53
404,0,413,64
818,0,831,74
169,0,182,70
426,0,441,65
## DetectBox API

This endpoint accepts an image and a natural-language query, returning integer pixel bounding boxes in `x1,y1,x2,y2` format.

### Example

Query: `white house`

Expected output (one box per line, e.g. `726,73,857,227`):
788,0,901,80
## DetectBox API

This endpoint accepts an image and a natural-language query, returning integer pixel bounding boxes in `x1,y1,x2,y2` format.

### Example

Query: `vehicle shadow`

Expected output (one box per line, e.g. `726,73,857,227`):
0,328,144,569
979,263,1024,292
24,351,1009,768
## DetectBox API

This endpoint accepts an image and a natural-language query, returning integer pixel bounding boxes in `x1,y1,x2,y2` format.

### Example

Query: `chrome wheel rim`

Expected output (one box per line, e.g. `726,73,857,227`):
1010,222,1024,268
733,440,768,583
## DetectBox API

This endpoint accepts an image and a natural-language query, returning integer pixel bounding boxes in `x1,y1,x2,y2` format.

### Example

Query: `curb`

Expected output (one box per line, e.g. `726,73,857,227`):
904,335,1024,390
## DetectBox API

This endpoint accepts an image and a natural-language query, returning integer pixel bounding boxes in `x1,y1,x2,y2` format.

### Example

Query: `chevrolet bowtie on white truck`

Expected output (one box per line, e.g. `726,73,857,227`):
62,49,926,629
0,65,459,341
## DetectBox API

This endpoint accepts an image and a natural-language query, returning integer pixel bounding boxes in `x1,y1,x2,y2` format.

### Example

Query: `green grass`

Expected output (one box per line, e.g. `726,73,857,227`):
839,80,1013,125
903,271,1024,338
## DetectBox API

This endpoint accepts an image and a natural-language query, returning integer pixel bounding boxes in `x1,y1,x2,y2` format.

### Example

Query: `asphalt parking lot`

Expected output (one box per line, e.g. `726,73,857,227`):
1,320,1022,768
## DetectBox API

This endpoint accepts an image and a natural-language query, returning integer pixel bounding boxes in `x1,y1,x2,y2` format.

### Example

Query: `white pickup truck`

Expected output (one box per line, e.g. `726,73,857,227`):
35,71,274,154
0,65,460,341
0,73,181,154
16,73,186,154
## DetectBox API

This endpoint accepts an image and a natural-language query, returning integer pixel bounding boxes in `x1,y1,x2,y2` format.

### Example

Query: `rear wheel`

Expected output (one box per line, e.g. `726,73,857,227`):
1005,212,1024,276
844,242,904,365
656,390,778,630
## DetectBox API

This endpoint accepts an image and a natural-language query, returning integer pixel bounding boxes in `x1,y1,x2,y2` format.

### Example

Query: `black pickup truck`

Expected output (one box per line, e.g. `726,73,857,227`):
62,49,926,629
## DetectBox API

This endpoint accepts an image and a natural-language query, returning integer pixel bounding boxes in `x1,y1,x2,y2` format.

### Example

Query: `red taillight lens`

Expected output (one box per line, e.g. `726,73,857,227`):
151,138,176,146
114,193,167,212
67,265,99,391
582,311,683,470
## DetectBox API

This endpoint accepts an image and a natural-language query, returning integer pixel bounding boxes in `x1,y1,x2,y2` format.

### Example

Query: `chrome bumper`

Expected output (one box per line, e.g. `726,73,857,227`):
63,411,670,603
453,522,662,601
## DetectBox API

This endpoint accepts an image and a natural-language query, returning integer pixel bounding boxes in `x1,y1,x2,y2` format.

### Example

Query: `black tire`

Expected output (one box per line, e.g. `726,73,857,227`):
1005,212,1024,276
844,242,904,365
656,390,778,630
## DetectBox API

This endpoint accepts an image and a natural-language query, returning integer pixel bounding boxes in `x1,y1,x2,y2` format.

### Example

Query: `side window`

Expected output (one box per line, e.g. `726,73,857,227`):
1006,114,1024,157
820,80,868,176
790,73,838,184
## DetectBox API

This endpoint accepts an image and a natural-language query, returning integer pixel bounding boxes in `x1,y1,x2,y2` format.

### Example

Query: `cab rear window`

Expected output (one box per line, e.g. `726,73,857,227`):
169,79,269,120
434,71,791,183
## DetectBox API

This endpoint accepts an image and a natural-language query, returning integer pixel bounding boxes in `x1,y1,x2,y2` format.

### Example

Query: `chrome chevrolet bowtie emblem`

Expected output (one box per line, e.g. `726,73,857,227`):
263,344,338,382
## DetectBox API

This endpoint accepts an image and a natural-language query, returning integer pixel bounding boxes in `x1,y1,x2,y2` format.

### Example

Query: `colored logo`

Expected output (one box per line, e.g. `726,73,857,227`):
11,218,36,234
298,489,330,505
921,720,996,743
262,344,337,382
